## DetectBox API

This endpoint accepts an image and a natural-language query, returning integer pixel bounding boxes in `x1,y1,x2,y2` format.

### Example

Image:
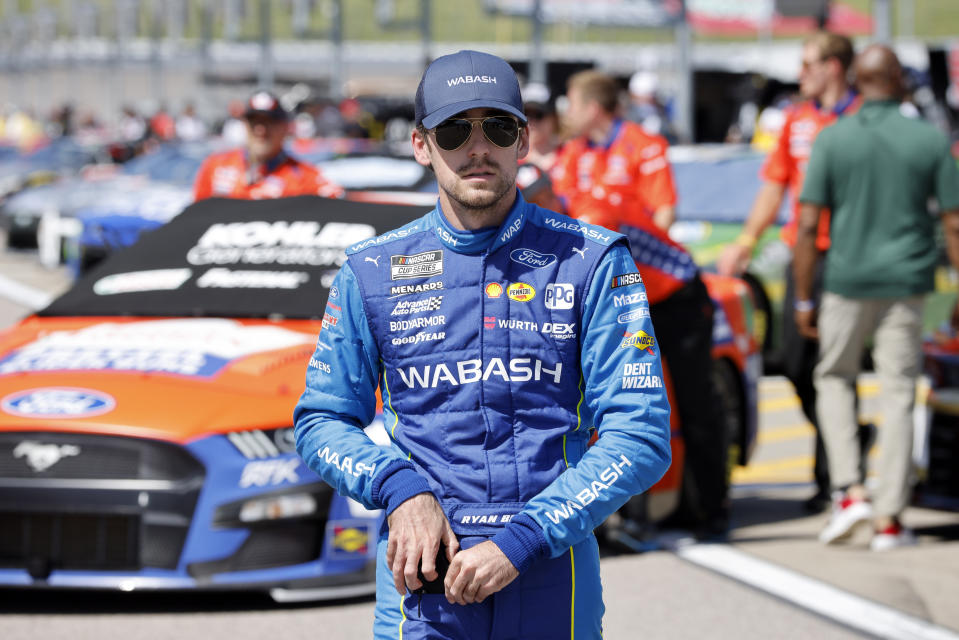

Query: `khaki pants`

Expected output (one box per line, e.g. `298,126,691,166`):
814,292,923,518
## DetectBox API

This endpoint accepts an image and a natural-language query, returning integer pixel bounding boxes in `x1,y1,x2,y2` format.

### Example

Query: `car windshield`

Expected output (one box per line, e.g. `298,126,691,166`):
39,195,427,320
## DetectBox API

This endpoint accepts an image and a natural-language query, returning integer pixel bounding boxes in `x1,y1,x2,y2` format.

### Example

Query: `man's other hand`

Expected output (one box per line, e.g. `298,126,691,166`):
444,541,519,605
386,493,458,595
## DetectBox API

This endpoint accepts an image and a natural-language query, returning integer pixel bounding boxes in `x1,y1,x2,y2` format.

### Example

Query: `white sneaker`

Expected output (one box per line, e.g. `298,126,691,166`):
870,524,917,552
819,493,873,544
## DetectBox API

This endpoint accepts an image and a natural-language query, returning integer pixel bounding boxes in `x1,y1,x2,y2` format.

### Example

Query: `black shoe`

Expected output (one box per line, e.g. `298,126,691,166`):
803,491,831,513
694,516,730,542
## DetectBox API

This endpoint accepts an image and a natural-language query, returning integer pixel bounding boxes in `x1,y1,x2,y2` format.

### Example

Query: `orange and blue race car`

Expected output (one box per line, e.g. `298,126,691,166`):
0,194,758,599
0,196,425,602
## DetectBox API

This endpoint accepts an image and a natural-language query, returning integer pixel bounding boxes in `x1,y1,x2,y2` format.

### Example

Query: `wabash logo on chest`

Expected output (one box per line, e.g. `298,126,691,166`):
397,358,562,389
390,250,443,280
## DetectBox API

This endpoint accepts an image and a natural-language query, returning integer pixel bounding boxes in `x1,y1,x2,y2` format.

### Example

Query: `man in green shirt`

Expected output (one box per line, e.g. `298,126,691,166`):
794,44,959,551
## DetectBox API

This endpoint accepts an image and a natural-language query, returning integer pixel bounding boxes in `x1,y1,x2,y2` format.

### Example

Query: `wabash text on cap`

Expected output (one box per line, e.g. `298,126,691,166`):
244,91,288,121
415,50,527,130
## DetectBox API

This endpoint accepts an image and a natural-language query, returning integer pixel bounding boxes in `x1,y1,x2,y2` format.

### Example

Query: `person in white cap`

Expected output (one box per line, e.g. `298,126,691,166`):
626,70,674,141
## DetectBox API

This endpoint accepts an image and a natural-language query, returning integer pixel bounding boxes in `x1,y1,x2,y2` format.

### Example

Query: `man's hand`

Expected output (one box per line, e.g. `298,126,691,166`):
795,308,819,340
444,541,519,605
386,493,458,595
717,243,751,277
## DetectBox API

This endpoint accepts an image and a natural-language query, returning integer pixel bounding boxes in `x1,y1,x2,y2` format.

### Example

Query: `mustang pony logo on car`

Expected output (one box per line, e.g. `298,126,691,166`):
13,441,81,472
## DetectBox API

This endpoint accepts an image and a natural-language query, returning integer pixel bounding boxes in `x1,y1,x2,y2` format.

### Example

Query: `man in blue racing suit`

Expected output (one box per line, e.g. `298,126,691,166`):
294,50,672,639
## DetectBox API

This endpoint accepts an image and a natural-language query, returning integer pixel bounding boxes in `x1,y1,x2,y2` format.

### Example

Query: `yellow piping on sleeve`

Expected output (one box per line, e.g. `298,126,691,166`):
574,374,585,431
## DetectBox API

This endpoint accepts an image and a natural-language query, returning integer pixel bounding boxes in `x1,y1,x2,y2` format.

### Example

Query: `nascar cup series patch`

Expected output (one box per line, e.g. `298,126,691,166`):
390,250,443,280
507,282,536,302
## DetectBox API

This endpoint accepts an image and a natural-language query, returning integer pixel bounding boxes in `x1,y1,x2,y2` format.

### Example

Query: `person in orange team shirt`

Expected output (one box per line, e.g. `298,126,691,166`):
716,31,871,513
552,69,677,231
193,90,343,201
550,70,727,538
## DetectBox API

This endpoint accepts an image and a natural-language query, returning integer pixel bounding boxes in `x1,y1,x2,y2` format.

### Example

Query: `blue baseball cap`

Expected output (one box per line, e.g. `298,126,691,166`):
414,50,527,129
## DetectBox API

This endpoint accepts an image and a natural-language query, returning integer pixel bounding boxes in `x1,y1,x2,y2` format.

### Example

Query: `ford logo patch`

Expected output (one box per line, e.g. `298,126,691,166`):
1,388,116,418
509,248,557,269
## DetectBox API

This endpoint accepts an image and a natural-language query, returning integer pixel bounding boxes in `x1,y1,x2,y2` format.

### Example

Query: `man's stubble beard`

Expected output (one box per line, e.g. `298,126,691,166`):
439,160,517,216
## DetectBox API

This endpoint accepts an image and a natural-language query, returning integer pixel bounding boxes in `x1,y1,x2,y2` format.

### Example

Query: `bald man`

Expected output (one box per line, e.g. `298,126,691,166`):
793,45,959,551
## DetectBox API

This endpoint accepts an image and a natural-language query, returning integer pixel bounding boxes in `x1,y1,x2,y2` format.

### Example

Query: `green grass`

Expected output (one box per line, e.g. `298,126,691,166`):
2,0,957,43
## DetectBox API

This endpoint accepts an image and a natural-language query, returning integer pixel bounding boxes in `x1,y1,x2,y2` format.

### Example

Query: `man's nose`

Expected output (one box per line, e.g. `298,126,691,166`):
464,123,491,156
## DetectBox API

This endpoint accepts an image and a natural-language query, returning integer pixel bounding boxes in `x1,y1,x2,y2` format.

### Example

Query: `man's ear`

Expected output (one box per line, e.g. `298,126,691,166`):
411,128,433,168
517,125,530,161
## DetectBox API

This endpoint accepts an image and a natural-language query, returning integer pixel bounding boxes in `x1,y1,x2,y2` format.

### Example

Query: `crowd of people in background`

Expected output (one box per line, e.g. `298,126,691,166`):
2,33,958,551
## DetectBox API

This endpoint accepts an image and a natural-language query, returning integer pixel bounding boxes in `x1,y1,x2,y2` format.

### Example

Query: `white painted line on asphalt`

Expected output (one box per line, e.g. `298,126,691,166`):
674,542,959,640
0,273,52,310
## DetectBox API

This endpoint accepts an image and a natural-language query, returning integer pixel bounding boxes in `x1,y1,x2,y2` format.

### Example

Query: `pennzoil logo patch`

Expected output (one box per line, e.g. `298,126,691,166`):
390,250,443,281
506,282,536,302
610,273,643,289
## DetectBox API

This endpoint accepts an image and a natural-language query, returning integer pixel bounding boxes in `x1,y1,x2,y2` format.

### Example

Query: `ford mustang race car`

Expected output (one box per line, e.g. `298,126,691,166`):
0,195,427,602
0,194,758,600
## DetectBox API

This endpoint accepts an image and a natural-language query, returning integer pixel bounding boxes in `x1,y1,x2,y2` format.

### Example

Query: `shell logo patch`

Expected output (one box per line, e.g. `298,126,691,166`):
506,282,536,302
485,282,504,298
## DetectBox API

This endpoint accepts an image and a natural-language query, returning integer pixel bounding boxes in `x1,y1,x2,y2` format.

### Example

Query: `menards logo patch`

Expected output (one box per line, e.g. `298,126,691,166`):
507,282,536,302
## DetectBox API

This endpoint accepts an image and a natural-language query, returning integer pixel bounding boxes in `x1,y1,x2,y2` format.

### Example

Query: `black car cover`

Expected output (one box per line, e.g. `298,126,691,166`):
40,195,429,320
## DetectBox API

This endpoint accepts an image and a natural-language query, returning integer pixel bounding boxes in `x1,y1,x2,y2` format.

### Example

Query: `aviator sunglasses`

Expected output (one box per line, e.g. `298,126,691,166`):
431,115,522,151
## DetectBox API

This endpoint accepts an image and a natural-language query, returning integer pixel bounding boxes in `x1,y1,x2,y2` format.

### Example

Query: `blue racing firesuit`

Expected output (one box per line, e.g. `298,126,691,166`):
294,192,671,639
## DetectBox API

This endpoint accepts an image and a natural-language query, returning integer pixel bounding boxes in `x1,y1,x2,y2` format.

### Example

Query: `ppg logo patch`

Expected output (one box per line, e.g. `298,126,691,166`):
545,283,575,310
2,388,116,418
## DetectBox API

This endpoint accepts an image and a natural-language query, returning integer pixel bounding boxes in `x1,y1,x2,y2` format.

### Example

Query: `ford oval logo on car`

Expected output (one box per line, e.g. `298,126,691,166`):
510,248,557,269
1,388,116,419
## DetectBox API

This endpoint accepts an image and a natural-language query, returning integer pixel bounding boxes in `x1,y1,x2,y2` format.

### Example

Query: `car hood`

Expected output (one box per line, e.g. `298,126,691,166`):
0,316,322,443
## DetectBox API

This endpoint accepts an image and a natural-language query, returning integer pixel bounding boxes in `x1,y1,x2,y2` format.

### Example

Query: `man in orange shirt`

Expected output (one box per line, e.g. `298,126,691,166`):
193,91,343,201
552,71,727,537
716,32,867,512
552,70,677,231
